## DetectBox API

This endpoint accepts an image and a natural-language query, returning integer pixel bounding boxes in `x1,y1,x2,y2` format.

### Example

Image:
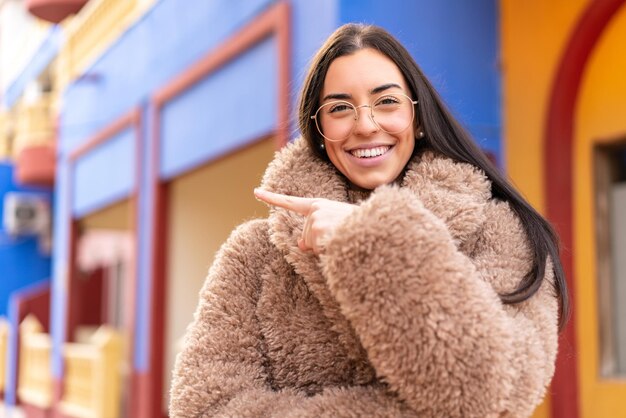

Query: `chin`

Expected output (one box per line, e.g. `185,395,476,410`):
351,174,395,190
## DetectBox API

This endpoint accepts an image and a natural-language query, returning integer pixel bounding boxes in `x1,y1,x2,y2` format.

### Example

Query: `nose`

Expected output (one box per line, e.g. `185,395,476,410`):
353,105,379,136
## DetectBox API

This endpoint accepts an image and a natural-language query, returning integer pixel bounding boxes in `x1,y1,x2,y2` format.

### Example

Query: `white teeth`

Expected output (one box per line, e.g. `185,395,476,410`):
350,146,390,158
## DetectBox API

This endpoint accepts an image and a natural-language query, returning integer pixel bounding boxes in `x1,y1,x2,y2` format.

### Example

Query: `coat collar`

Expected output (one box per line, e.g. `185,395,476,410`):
259,137,491,378
260,137,492,251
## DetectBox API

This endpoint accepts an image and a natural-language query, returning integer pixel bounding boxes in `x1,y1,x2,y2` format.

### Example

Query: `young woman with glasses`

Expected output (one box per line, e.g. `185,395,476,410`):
170,24,567,418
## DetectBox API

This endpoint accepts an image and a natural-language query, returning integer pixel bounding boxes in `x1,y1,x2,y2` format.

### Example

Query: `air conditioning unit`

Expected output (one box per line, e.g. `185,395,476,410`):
2,192,50,236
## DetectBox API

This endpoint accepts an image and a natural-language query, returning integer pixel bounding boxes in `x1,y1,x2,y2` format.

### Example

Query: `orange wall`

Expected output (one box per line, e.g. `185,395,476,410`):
501,0,587,212
574,3,626,416
500,1,588,417
503,0,626,416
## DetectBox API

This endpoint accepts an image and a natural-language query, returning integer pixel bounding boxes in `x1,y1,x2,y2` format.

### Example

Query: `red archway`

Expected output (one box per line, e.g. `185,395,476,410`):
544,1,626,417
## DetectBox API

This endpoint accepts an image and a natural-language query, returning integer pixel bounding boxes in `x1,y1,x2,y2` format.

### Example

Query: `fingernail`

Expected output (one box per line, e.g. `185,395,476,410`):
254,188,268,203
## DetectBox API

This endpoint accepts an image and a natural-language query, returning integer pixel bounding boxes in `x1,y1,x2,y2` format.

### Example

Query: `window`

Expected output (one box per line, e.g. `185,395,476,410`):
595,142,626,377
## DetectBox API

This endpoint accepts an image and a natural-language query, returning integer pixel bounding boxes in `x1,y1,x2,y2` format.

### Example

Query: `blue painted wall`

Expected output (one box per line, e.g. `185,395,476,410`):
59,0,276,157
72,126,136,217
0,163,52,318
160,37,277,179
339,0,501,162
50,157,70,376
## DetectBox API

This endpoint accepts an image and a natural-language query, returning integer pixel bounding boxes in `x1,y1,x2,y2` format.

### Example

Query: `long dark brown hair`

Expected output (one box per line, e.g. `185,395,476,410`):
298,23,569,331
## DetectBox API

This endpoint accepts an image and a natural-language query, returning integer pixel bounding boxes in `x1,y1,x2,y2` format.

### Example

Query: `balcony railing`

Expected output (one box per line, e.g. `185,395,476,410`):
12,94,56,185
0,318,8,393
59,326,123,418
18,315,53,409
0,111,14,160
13,94,54,157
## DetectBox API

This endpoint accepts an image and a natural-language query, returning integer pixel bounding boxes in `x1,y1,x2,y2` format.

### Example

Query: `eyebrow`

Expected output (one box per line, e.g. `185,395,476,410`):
371,83,402,95
321,83,403,102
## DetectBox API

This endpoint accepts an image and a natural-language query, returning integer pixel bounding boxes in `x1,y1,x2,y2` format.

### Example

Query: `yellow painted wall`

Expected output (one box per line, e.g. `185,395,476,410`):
501,0,588,212
500,1,588,417
79,198,132,230
575,3,626,416
163,137,276,412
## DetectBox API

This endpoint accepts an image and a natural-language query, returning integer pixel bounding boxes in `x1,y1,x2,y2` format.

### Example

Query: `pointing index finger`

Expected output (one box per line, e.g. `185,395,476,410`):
254,188,315,215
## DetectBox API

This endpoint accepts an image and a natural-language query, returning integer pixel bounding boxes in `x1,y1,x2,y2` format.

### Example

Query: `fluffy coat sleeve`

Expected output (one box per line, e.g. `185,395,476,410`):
169,219,413,418
320,186,559,418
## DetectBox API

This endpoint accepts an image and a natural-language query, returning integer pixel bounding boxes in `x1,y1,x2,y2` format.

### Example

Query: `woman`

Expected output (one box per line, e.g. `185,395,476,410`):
169,24,567,418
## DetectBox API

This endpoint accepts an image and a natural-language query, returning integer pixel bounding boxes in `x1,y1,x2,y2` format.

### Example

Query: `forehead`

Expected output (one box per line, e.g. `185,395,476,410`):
322,48,407,96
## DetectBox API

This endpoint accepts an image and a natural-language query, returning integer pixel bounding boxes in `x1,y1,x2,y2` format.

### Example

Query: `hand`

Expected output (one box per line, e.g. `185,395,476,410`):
254,188,356,254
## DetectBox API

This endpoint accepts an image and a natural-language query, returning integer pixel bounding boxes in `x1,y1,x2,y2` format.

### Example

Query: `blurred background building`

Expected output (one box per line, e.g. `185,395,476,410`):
0,0,624,417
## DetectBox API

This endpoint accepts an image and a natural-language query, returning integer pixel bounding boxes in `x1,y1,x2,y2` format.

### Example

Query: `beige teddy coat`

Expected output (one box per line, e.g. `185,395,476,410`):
169,138,558,418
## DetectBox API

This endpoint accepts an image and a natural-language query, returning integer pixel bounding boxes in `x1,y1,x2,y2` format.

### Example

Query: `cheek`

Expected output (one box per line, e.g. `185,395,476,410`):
394,135,416,172
400,134,416,155
325,143,344,168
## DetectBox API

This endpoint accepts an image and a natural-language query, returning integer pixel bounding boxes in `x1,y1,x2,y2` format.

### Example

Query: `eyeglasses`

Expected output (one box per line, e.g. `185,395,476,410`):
311,92,418,142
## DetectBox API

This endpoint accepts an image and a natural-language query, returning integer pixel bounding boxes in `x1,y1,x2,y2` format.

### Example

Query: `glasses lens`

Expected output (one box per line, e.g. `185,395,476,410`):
314,93,415,142
315,101,356,142
372,93,415,134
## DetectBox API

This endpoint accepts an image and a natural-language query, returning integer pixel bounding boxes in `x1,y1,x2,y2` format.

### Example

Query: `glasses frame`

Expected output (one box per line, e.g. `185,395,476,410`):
311,92,418,142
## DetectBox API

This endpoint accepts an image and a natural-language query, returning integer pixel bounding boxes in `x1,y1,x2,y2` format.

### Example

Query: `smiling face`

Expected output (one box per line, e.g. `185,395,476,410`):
319,48,417,190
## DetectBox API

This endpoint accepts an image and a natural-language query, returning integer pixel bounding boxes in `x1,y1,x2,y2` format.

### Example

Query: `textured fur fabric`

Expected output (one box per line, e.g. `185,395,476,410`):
169,138,558,418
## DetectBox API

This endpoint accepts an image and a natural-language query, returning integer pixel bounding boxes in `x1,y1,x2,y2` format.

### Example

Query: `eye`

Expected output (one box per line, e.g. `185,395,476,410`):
327,101,354,114
375,95,401,107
